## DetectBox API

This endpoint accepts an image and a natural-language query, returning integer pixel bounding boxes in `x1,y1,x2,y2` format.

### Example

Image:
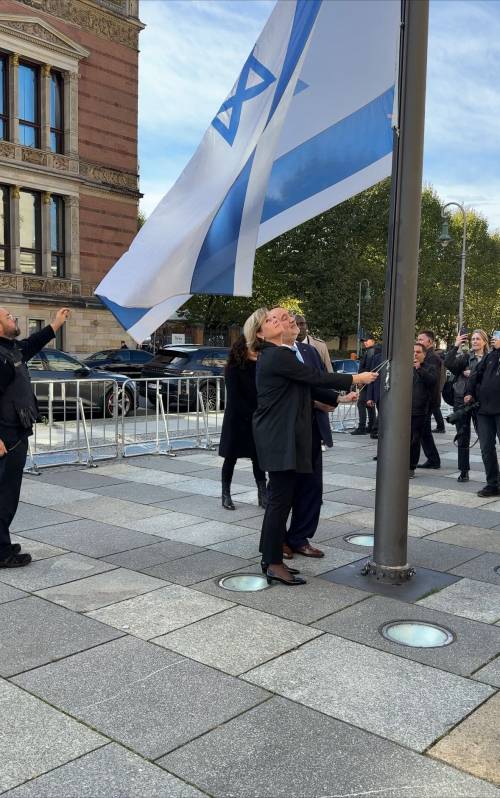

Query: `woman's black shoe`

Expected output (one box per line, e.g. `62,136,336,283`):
0,552,31,568
221,482,235,510
266,568,306,586
457,471,469,483
261,560,300,575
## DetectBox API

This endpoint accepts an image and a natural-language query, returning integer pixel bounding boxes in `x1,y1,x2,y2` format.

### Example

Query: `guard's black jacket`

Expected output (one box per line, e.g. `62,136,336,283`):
0,325,55,445
465,348,500,415
253,342,352,473
412,363,437,416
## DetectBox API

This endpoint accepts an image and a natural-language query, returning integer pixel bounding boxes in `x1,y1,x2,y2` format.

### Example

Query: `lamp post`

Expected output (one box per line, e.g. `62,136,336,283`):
439,201,467,330
357,278,371,356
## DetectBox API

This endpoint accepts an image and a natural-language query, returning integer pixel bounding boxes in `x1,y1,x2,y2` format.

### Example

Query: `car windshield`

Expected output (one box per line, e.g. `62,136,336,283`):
43,350,87,372
85,351,112,362
154,350,191,367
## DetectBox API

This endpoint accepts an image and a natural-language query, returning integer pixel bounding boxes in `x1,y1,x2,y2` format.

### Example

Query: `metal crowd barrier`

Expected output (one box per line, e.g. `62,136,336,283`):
25,375,226,471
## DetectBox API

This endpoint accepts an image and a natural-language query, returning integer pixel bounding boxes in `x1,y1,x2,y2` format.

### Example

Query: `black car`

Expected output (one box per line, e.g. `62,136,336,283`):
83,348,153,378
140,346,228,410
28,348,136,417
332,358,360,374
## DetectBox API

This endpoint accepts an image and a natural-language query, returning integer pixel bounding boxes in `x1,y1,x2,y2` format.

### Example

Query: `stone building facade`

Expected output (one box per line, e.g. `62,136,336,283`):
0,0,142,353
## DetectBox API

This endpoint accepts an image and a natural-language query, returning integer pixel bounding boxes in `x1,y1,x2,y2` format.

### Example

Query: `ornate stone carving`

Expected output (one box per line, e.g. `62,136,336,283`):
42,191,51,204
21,147,48,166
41,63,51,78
11,186,20,199
7,20,61,46
0,16,90,59
23,275,72,295
52,154,70,171
0,141,15,159
9,53,19,67
0,274,19,291
80,161,138,192
18,0,141,48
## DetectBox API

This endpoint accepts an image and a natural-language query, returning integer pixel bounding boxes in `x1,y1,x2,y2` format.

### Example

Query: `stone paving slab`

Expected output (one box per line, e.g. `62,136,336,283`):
208,532,260,559
0,679,106,794
155,605,321,675
322,472,377,490
241,634,494,751
48,496,167,524
20,481,99,507
92,462,189,485
35,568,169,612
0,582,27,604
10,534,66,560
473,656,500,688
192,573,370,624
155,495,263,523
13,636,269,759
426,525,500,553
0,552,115,591
319,499,363,519
16,518,162,558
167,476,249,498
410,503,500,529
0,596,122,676
312,595,500,676
3,742,207,798
160,696,500,798
131,455,211,474
26,469,128,490
418,577,500,623
428,692,500,786
449,552,500,585
87,584,234,639
141,550,252,585
10,503,77,533
334,508,457,536
153,519,256,546
424,489,500,509
288,544,364,575
323,487,431,510
92,482,193,504
101,539,206,570
116,510,206,536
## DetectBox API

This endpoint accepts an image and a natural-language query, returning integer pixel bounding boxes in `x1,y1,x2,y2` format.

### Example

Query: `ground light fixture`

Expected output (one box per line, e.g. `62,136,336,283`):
344,533,374,547
380,620,454,648
494,565,500,576
218,574,270,592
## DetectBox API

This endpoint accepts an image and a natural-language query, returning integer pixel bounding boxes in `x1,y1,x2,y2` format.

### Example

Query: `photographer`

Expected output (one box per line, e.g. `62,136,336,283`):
0,307,70,568
445,329,489,482
464,331,500,497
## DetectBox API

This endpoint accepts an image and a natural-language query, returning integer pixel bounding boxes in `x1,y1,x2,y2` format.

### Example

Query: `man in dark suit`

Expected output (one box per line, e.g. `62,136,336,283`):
269,308,356,558
416,330,443,468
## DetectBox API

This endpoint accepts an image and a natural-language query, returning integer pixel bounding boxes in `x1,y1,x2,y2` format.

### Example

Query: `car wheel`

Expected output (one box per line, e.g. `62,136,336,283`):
104,386,134,417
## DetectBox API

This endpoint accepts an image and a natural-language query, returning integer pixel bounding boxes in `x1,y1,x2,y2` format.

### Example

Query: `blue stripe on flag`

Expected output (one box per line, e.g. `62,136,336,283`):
267,0,322,122
190,152,255,295
261,87,394,223
96,295,151,331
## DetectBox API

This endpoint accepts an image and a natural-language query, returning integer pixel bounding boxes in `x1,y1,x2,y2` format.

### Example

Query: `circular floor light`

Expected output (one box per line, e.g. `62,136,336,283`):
494,566,500,576
381,620,454,648
218,574,270,592
344,533,374,547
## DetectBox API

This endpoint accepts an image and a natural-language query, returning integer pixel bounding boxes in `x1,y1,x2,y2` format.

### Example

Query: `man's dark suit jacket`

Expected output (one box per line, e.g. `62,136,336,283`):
296,341,335,447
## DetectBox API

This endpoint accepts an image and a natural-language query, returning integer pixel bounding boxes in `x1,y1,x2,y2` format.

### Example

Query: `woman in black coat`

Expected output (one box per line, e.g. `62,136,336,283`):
245,308,378,586
219,336,266,510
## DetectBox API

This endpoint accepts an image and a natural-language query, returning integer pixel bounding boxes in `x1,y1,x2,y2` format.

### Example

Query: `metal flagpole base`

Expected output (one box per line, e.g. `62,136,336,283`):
361,560,415,583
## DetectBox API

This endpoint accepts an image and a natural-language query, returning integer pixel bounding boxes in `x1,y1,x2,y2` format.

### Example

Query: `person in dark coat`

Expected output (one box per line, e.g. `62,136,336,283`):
410,343,438,477
219,335,265,511
244,308,378,586
351,334,381,436
416,330,443,468
464,331,500,497
0,307,70,568
444,329,489,482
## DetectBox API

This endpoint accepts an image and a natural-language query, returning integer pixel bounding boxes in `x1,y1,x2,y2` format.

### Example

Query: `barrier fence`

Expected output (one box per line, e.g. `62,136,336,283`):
25,375,360,472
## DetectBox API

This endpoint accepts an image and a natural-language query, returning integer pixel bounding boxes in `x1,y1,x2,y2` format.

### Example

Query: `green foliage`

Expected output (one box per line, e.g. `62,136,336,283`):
179,180,500,342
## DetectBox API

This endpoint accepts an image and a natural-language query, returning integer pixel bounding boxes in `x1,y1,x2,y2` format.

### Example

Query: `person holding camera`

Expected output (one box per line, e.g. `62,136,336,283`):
445,329,489,482
464,331,500,497
0,307,70,568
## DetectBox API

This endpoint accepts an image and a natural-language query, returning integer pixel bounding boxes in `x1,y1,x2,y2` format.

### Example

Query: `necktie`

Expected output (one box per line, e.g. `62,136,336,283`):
293,345,304,363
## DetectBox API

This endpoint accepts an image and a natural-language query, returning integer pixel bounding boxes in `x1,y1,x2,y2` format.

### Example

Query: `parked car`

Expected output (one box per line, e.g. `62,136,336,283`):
140,346,229,410
83,348,153,378
28,348,136,417
331,358,360,374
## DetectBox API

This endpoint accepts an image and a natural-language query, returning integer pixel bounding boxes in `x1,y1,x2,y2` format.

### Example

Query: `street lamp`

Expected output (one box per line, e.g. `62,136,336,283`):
357,278,371,356
439,202,467,330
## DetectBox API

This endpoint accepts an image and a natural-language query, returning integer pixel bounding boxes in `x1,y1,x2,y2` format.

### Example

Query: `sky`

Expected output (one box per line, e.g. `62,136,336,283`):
137,0,500,234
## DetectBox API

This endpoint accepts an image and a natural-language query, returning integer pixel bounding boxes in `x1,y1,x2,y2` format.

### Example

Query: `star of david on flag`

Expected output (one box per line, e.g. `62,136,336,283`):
96,0,400,343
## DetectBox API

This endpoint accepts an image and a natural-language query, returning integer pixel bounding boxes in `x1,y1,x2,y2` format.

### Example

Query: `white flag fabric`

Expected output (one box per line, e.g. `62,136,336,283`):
96,0,400,342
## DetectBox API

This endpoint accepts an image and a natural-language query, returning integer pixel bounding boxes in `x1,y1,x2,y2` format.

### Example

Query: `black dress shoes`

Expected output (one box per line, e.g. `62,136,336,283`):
477,486,500,498
417,461,441,469
350,428,367,436
457,471,469,483
266,568,306,586
0,553,31,568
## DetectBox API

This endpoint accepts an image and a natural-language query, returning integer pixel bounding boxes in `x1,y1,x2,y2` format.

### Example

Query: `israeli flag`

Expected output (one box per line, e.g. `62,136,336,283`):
96,0,400,342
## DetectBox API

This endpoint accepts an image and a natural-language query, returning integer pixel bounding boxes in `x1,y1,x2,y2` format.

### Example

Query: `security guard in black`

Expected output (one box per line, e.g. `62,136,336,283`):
0,307,70,567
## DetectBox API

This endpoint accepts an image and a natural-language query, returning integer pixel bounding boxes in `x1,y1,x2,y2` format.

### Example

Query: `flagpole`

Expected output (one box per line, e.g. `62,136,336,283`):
364,0,429,583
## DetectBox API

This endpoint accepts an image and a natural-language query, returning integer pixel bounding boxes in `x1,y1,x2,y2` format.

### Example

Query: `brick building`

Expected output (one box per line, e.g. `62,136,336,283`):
0,0,142,352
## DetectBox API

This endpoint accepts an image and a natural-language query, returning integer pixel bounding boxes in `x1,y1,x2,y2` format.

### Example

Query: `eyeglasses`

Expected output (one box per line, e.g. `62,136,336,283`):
0,314,16,322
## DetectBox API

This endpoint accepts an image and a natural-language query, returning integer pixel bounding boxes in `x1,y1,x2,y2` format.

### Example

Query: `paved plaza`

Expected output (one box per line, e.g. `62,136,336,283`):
1,428,500,797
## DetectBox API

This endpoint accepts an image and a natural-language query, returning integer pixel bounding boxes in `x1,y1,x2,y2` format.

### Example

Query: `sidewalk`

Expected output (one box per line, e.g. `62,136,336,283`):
1,428,499,797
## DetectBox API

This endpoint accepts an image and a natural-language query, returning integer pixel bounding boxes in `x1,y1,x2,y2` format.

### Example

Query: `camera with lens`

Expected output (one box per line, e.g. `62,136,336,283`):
446,402,479,425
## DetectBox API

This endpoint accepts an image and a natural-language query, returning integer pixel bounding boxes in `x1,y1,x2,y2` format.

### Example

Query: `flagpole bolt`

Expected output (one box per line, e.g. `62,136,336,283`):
361,561,415,583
